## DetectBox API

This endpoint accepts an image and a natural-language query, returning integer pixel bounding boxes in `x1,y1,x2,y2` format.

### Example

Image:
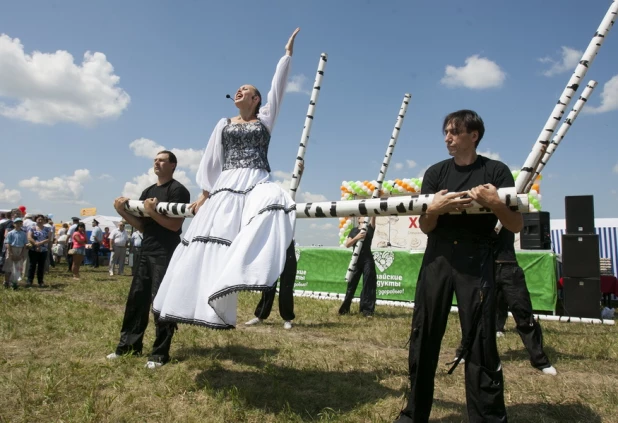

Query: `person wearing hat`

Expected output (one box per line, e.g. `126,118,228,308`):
90,219,103,268
3,218,27,289
67,217,80,272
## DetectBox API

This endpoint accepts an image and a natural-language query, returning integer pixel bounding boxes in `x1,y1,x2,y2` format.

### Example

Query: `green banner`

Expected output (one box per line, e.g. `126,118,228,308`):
294,248,557,312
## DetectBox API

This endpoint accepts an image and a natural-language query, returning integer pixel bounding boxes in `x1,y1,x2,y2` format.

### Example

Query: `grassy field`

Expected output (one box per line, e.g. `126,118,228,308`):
1,266,617,423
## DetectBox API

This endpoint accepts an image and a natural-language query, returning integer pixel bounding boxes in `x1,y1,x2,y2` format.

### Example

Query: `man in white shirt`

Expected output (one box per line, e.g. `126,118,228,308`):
129,230,143,276
109,222,129,276
90,219,104,268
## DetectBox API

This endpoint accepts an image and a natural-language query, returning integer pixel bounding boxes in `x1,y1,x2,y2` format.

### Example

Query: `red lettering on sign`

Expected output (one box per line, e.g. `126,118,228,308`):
409,217,418,228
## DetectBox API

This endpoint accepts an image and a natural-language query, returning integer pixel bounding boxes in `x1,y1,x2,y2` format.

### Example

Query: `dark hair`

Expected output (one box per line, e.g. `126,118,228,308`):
0,213,5,219
77,223,86,229
251,86,262,116
157,150,178,173
442,109,485,147
35,214,46,222
63,223,69,228
10,208,21,217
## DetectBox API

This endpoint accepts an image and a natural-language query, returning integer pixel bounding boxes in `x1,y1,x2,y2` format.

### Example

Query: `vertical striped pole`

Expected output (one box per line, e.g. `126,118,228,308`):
345,93,412,283
525,80,597,192
514,0,617,193
289,53,328,200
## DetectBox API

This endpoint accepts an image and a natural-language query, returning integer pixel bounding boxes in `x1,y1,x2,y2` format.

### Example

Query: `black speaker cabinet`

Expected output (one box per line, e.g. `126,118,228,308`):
520,211,551,250
562,277,600,319
561,234,600,277
565,195,595,234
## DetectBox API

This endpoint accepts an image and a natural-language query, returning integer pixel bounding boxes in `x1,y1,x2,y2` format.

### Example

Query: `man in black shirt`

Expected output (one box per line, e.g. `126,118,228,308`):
106,150,190,369
493,228,556,374
339,215,377,317
395,110,523,423
245,240,297,329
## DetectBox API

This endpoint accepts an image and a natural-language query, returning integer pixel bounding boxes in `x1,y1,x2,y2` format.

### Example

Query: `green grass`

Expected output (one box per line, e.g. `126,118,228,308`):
1,266,617,422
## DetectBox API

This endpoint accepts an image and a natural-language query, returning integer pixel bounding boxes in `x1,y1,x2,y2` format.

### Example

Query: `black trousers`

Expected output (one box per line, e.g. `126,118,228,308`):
339,255,377,315
67,241,74,271
131,247,142,276
494,262,551,369
28,249,47,285
91,242,100,267
115,253,176,363
254,242,296,321
402,237,507,423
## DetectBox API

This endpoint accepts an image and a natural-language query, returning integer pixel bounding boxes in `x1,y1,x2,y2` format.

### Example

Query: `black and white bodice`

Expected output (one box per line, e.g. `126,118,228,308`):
222,120,271,172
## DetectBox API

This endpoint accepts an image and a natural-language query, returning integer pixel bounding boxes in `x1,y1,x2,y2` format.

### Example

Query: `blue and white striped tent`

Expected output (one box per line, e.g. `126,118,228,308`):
550,218,618,277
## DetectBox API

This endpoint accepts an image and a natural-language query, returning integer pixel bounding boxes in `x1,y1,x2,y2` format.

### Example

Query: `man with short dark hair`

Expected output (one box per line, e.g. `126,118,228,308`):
395,110,523,423
90,219,103,268
107,150,190,369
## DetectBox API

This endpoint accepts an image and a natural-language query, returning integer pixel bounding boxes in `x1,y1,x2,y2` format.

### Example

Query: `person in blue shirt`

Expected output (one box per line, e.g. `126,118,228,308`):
3,218,27,290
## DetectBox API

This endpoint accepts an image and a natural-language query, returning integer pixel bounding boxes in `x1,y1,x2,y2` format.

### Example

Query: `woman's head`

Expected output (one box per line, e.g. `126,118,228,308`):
35,214,46,225
234,84,261,116
77,223,86,231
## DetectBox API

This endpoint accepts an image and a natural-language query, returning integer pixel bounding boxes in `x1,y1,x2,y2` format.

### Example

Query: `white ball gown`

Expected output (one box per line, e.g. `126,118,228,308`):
152,55,296,329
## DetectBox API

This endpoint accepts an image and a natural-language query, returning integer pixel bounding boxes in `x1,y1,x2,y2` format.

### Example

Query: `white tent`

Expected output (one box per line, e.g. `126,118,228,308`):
80,215,122,232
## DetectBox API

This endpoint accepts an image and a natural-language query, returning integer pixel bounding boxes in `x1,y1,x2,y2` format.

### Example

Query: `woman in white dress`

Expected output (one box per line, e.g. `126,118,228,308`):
153,28,300,329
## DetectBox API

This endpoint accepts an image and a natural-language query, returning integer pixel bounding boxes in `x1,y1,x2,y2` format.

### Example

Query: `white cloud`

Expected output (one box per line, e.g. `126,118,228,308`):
286,74,310,95
19,169,91,204
122,168,192,199
539,46,582,77
394,162,404,170
129,138,203,172
406,160,417,169
309,223,334,230
99,174,114,181
0,182,21,203
417,165,430,178
478,150,501,161
441,55,506,89
0,33,130,125
585,75,618,114
270,170,328,202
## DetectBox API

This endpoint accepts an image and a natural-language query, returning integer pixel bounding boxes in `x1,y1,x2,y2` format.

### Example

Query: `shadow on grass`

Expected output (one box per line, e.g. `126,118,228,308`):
189,345,399,419
177,345,280,368
499,345,587,362
433,399,601,423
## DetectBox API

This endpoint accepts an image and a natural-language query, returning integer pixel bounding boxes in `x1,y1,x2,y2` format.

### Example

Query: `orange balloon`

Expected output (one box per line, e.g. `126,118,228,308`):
531,184,540,193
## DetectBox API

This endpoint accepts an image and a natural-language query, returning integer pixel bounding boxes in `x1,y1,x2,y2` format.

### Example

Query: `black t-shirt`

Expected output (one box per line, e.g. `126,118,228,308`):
139,179,191,256
348,225,375,259
421,155,514,242
494,228,517,262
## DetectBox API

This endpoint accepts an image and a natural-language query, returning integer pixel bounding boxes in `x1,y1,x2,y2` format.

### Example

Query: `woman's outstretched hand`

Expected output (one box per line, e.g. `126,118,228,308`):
285,28,300,56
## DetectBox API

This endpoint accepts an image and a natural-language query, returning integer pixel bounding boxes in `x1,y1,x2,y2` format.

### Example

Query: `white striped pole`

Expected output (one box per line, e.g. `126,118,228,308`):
345,94,412,282
123,188,529,219
514,0,618,194
524,80,597,192
289,53,328,200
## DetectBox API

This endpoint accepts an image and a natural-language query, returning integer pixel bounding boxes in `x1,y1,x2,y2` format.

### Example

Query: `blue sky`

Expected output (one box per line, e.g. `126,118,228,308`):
1,0,617,246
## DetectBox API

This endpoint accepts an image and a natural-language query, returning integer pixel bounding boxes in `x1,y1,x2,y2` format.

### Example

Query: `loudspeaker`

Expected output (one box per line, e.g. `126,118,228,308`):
562,277,600,319
561,234,600,277
565,195,595,234
520,211,551,250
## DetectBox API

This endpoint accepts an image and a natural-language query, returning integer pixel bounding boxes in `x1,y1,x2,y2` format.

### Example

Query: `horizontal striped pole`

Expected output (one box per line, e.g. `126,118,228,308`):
124,188,529,219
